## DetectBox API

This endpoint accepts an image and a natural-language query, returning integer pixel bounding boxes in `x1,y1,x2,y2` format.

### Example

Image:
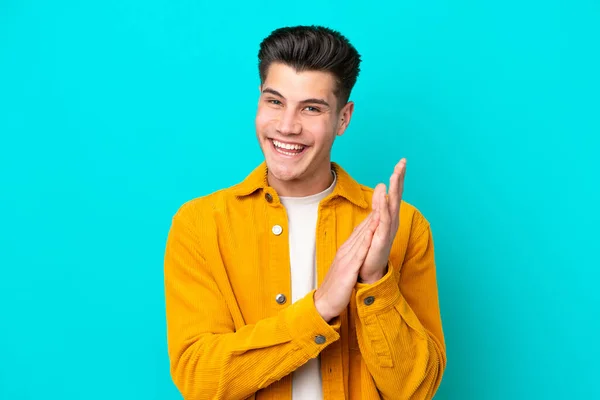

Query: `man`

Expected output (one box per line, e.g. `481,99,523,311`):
164,25,446,400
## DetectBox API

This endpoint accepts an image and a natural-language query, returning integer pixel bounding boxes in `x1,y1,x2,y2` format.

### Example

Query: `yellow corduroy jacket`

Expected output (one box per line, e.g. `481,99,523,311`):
164,162,446,400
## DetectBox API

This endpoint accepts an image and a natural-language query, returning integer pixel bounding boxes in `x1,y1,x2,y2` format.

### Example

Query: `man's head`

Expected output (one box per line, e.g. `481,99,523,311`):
255,25,362,196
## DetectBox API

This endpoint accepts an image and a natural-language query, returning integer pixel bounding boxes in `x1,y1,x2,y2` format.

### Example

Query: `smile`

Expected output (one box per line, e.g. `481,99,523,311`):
270,139,307,157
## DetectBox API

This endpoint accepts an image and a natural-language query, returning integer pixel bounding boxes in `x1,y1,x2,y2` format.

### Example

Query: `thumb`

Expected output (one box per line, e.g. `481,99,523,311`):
372,183,386,211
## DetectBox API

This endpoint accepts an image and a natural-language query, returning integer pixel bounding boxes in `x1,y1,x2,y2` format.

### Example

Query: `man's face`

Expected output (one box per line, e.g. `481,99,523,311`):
255,62,351,185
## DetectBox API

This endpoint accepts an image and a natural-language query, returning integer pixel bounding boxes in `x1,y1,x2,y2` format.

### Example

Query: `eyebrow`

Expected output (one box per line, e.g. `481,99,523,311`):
262,87,331,108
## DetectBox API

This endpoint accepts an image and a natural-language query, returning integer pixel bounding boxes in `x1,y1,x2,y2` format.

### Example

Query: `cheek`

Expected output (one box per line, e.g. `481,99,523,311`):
304,118,335,145
256,105,279,129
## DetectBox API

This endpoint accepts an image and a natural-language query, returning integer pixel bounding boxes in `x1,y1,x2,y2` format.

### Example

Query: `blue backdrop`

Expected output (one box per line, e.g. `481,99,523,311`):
1,1,598,399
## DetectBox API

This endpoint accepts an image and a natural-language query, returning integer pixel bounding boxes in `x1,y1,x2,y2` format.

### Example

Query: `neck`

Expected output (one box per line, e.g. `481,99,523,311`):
268,165,334,197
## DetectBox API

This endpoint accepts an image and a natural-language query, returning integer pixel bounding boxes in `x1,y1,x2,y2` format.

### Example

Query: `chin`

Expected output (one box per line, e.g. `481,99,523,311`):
265,158,306,182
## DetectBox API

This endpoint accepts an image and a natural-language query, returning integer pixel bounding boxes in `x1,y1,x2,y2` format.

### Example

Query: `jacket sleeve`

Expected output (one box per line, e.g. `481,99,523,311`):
164,212,340,400
353,219,447,400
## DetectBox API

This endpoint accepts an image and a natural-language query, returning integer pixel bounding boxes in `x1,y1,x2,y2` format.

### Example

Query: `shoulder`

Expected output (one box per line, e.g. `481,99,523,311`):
170,183,241,230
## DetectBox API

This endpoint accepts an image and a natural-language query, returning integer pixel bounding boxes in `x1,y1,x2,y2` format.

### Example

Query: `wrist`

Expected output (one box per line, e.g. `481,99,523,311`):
358,265,388,284
313,291,334,323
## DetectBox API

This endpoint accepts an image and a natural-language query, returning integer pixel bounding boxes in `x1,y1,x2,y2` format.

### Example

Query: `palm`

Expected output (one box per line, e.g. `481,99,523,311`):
359,159,406,283
361,203,395,275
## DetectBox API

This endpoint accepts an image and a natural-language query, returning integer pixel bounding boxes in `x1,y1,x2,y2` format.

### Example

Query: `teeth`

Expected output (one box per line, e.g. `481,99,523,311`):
277,149,298,156
273,139,305,150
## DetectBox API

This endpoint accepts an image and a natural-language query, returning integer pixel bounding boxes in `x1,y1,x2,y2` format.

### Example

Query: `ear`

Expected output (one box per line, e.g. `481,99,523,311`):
336,101,355,136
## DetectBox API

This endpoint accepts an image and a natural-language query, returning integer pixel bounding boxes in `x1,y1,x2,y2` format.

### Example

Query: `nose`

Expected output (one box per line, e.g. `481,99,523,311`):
276,109,301,135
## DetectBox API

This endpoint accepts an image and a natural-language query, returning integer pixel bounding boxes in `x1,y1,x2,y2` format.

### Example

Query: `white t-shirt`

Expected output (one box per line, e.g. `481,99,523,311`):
280,171,337,400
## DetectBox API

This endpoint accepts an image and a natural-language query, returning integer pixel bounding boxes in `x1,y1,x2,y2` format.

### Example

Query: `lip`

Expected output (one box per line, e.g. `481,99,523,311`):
269,138,308,158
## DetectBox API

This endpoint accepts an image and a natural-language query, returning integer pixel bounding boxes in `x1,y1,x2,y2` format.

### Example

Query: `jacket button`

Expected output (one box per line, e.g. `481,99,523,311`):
264,192,273,203
315,335,326,345
275,294,286,304
272,225,283,235
364,296,375,306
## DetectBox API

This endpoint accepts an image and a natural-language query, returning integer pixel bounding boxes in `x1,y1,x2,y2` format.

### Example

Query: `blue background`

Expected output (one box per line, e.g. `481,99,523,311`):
1,0,599,399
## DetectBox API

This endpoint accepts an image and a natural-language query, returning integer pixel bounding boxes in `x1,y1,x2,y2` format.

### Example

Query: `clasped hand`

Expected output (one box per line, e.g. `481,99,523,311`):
315,159,407,322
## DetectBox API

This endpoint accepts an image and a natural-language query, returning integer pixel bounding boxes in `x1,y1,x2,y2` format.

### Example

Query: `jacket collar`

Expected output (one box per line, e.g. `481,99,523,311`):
232,161,369,209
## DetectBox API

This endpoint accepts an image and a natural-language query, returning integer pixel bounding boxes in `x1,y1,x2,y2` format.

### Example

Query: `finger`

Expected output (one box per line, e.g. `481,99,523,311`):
343,211,374,251
376,183,391,239
388,158,406,221
345,209,379,257
372,184,383,211
349,209,380,249
344,181,386,254
347,208,380,268
372,183,385,210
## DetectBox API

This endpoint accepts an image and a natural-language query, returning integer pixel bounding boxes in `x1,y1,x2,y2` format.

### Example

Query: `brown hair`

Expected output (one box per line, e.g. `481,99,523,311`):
258,25,362,109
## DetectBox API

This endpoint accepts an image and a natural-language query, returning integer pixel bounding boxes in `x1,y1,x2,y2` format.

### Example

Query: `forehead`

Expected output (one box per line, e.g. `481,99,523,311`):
263,63,338,103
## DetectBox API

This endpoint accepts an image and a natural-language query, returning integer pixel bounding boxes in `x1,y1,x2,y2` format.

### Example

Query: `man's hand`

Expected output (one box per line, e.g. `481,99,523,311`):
359,159,407,284
314,208,380,322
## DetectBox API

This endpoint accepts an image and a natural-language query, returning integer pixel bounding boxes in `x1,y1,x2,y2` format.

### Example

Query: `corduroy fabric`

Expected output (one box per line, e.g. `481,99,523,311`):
164,162,446,400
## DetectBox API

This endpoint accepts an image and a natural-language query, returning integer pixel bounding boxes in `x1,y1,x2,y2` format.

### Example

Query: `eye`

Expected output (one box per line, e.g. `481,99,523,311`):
304,106,321,113
268,99,282,106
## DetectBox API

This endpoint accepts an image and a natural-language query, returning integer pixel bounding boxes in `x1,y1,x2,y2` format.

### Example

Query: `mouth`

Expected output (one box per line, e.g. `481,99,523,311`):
269,139,308,157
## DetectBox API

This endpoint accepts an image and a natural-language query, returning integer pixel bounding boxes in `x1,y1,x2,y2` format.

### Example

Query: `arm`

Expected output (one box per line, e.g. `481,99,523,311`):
164,212,340,400
354,221,447,399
